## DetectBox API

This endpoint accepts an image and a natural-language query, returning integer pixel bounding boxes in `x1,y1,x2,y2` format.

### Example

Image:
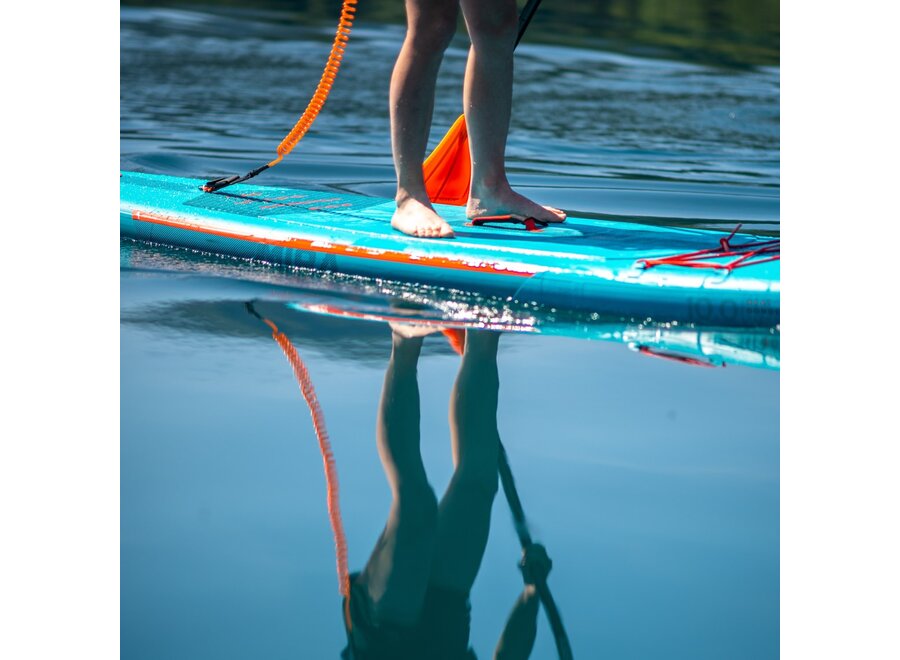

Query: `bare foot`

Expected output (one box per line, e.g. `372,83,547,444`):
389,321,444,339
467,186,566,223
391,197,455,238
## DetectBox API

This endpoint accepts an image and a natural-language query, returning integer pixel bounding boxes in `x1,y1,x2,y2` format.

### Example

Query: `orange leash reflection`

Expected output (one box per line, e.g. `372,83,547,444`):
262,315,351,598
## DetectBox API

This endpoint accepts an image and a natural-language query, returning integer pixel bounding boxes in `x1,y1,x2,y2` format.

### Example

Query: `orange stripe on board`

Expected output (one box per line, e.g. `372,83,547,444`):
131,209,535,278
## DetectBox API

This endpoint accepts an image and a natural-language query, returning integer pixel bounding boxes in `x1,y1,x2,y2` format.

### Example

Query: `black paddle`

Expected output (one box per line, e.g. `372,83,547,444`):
499,442,574,660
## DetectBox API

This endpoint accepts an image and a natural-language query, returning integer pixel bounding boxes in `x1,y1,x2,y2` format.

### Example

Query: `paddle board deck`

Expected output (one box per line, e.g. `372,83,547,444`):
120,171,779,327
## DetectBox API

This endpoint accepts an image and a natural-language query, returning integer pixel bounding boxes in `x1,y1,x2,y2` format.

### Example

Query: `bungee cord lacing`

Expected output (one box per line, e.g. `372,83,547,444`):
637,224,780,272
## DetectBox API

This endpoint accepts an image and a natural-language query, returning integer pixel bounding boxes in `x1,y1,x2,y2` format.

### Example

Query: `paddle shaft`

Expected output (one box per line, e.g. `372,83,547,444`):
515,0,544,48
499,443,574,660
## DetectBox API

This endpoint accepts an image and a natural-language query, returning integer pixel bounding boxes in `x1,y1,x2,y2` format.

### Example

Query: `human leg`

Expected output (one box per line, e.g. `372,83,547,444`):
460,0,566,223
429,330,502,593
357,328,439,624
390,0,459,238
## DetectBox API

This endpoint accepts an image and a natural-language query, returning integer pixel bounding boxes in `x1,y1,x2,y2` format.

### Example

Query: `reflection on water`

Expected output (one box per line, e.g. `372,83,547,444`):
121,246,779,658
209,301,574,659
332,323,567,659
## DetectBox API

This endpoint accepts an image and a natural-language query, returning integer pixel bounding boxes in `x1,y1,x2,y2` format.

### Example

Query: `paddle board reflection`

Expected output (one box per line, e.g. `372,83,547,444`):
341,326,556,659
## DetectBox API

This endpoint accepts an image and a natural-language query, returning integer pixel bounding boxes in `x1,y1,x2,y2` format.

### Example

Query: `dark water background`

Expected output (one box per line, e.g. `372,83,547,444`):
125,0,779,66
121,3,779,658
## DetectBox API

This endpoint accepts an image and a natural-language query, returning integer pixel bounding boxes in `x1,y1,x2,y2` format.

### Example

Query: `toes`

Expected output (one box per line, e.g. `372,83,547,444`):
542,206,567,222
391,211,454,239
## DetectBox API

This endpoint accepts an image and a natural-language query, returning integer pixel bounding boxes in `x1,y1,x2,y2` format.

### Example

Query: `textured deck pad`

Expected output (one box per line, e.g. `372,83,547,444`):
120,172,779,327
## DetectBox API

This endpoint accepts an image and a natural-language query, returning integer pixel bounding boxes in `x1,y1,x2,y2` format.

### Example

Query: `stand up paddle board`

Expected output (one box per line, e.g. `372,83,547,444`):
120,171,779,327
121,240,780,369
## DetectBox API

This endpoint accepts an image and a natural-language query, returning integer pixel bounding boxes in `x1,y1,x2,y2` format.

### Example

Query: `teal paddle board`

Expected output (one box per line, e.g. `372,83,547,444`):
120,171,779,327
121,239,780,370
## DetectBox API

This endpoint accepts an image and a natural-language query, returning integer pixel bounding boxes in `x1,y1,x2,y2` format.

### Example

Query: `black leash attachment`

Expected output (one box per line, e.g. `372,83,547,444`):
202,164,272,193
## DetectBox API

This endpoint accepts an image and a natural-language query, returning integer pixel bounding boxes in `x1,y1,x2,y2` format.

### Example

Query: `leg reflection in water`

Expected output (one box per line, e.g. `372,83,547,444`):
342,327,545,660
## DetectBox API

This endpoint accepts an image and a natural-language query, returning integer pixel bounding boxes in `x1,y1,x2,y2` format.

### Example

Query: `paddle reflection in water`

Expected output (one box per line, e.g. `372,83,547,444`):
252,300,570,659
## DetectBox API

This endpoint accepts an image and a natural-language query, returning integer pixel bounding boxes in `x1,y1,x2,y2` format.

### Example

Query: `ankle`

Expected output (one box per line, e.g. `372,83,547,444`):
470,173,510,197
395,188,430,208
391,333,425,356
464,329,500,352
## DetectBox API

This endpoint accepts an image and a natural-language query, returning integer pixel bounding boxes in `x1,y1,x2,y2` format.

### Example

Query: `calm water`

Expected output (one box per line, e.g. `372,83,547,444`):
121,5,779,658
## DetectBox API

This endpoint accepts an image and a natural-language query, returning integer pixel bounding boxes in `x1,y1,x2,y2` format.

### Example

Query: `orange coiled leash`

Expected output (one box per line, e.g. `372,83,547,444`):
247,302,351,598
203,0,359,193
